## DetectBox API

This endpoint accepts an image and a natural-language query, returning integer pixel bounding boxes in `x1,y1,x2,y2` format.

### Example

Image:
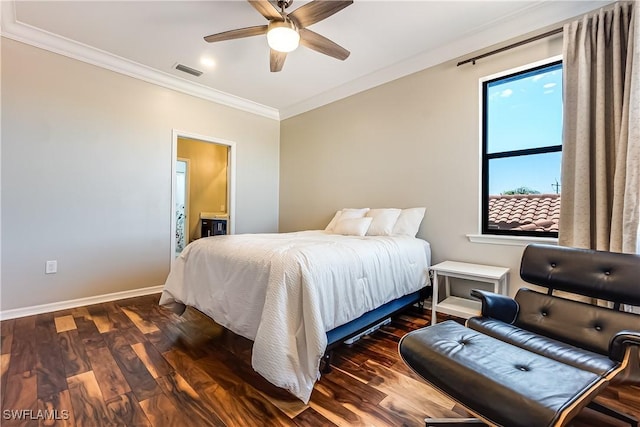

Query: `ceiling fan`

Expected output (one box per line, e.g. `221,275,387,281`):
204,0,353,72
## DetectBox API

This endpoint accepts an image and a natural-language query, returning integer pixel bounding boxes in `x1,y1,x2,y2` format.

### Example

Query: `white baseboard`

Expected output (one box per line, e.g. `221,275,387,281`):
0,285,164,320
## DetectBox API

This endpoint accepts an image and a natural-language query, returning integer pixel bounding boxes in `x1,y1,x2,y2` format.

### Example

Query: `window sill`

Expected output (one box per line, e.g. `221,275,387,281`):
466,234,558,247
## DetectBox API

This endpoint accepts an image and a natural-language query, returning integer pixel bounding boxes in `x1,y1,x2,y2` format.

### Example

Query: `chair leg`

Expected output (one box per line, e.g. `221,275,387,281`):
587,401,639,427
425,418,486,427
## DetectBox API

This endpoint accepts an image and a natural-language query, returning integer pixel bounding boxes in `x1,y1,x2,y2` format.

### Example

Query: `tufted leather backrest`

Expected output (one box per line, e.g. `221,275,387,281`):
520,244,640,306
514,288,640,355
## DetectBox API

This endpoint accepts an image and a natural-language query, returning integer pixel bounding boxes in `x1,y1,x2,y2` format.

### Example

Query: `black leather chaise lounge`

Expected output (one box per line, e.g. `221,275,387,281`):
399,244,640,427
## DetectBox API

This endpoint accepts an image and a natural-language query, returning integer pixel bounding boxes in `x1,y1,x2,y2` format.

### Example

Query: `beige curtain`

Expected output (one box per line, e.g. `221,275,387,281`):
559,2,639,254
628,5,640,256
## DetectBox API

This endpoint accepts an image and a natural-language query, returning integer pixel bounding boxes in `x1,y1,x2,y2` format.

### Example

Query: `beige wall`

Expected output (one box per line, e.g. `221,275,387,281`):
280,36,563,296
177,137,228,242
1,38,280,311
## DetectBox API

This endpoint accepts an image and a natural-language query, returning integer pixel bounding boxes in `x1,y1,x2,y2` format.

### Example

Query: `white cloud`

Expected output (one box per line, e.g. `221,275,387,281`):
532,75,545,82
543,83,557,89
544,90,554,95
500,89,513,98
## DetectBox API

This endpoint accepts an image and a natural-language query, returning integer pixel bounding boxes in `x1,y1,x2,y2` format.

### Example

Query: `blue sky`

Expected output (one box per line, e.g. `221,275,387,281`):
486,63,562,195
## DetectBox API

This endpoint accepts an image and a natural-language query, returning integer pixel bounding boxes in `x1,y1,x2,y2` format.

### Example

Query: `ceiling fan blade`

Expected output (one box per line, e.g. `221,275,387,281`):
299,28,350,61
270,49,287,72
289,0,353,28
204,25,268,43
248,0,282,21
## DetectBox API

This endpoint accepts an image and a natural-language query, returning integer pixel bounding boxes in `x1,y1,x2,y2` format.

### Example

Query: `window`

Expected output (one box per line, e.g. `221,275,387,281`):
481,59,562,238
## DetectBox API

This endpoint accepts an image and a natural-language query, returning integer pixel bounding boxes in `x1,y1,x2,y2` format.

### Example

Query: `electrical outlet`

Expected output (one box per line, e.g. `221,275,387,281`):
220,204,225,211
45,260,57,274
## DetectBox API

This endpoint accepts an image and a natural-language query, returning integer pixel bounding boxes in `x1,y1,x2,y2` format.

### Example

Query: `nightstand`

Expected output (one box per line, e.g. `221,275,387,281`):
430,261,509,324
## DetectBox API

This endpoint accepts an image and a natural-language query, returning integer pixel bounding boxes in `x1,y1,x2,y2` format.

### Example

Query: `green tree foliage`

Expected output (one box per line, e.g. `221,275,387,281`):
501,186,541,195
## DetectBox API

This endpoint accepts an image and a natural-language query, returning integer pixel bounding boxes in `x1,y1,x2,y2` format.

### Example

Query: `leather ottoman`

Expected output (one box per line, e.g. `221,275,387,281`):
399,320,608,427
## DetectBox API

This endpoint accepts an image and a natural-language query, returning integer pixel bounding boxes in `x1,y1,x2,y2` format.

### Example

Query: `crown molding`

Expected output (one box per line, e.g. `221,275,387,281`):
279,0,613,120
1,0,613,122
0,1,280,121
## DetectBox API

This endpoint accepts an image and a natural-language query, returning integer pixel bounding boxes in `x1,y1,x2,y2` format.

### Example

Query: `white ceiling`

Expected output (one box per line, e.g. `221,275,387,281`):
2,0,612,119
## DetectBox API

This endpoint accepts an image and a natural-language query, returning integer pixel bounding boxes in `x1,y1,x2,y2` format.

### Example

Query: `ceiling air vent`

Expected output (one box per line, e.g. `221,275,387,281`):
175,63,203,77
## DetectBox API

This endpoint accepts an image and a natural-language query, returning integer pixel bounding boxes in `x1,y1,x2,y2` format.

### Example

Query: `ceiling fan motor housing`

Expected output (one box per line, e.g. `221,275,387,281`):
276,0,294,11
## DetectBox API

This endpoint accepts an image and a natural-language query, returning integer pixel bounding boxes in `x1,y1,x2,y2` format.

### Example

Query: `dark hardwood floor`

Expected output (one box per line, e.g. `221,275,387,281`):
1,294,638,426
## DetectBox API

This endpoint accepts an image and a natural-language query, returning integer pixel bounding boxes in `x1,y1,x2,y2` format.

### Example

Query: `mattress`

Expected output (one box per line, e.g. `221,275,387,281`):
159,230,431,402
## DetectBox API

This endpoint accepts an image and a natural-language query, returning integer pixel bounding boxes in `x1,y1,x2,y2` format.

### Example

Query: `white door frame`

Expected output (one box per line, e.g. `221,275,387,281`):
170,129,236,259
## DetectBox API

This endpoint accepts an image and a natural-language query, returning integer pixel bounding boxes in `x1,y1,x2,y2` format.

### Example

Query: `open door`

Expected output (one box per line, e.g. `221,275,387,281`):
175,158,189,255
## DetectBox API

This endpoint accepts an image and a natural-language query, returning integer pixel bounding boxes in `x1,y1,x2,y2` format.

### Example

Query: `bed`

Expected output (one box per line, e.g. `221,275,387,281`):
159,211,430,403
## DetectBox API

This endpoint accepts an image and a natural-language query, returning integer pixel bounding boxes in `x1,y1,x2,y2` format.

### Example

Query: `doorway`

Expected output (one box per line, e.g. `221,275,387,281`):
171,130,235,258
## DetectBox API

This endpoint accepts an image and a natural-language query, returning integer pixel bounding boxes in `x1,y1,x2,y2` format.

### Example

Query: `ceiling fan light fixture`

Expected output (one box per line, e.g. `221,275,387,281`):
267,20,300,53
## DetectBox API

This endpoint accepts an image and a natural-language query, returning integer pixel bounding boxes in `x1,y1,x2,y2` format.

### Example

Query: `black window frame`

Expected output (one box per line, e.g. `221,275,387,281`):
481,59,563,238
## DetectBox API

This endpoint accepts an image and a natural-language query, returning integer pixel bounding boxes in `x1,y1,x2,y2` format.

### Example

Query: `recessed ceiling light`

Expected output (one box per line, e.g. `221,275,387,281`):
200,57,216,69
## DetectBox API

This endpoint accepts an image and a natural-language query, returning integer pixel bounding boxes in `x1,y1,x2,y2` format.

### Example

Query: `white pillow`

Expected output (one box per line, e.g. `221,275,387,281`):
324,211,343,232
325,208,370,232
366,208,402,236
392,207,426,237
333,217,373,236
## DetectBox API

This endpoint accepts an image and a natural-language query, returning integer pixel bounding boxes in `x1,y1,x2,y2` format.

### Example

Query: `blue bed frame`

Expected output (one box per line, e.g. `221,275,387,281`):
321,287,430,372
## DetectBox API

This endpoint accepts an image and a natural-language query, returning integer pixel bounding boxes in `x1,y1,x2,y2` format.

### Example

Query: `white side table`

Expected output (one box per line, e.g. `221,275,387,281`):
430,261,509,325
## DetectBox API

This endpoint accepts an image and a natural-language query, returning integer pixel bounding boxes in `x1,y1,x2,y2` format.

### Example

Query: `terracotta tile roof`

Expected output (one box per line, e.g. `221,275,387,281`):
488,194,560,232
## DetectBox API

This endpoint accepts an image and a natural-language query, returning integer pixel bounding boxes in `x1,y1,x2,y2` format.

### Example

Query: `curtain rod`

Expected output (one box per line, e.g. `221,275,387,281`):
456,27,563,67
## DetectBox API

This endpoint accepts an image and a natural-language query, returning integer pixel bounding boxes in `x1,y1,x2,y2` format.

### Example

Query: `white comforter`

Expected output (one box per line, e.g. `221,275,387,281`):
159,231,430,403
